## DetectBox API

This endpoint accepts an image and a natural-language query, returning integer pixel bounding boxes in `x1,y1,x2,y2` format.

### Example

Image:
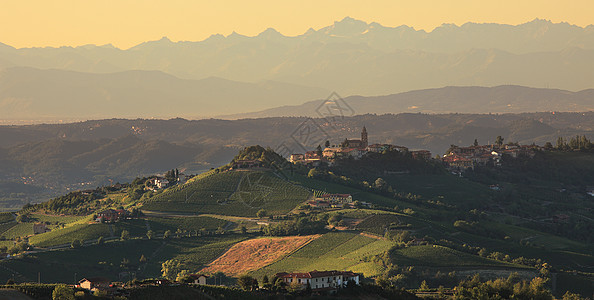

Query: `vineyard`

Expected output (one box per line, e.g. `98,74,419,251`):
390,245,522,268
143,171,310,217
147,216,230,234
201,235,320,276
250,232,393,278
28,223,111,247
356,213,402,235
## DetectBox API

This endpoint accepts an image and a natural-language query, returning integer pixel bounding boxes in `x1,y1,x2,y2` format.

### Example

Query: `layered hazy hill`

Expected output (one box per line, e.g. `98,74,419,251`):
1,18,594,121
223,85,594,118
0,67,329,120
0,112,592,206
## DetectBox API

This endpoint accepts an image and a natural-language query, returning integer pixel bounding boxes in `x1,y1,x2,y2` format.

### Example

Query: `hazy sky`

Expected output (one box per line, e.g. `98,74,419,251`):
1,0,592,49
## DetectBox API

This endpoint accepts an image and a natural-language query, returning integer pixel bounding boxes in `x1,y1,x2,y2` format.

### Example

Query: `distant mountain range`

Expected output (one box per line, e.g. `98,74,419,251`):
1,18,594,121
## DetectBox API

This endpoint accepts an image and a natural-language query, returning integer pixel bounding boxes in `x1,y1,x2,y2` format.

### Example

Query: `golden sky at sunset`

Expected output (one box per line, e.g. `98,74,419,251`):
1,0,592,49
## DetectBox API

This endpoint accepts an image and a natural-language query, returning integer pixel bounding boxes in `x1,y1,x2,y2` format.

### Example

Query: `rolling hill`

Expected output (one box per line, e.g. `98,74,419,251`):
0,67,329,120
222,85,594,119
142,170,312,217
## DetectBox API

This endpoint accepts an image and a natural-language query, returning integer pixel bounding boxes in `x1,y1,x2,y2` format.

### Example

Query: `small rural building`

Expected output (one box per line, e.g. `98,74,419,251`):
150,178,169,189
317,194,353,203
79,277,111,290
276,270,360,291
33,222,50,234
188,274,208,285
96,209,128,223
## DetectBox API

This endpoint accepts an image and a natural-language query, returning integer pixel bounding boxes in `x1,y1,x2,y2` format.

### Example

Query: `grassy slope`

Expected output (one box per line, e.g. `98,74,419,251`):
0,236,245,283
28,216,231,247
390,245,524,268
143,171,311,217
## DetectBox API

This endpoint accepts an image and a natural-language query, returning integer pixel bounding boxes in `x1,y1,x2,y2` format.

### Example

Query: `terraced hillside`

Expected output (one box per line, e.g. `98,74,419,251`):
142,171,311,217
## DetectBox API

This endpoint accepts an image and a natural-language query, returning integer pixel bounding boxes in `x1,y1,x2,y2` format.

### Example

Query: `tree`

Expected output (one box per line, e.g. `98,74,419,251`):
176,269,191,282
315,145,323,156
161,259,183,281
120,230,130,241
52,285,74,300
324,140,330,148
238,275,256,291
473,139,479,146
97,236,104,245
562,291,584,300
419,280,429,291
163,230,171,239
146,230,154,240
256,209,267,219
374,177,388,191
262,275,271,289
495,136,504,147
139,254,147,264
240,226,247,234
307,168,320,178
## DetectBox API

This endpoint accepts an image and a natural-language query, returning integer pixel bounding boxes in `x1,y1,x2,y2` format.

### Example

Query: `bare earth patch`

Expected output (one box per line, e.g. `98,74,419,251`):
201,234,321,276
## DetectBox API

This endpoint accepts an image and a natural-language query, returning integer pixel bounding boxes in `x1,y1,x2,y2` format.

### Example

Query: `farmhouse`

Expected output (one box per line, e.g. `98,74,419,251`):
33,222,50,234
188,274,208,285
150,177,169,189
96,209,128,223
313,194,354,208
78,277,111,291
276,270,360,291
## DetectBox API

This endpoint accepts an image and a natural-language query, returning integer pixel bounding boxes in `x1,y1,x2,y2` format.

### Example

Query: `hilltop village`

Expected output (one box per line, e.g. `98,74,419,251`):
289,127,431,166
287,127,540,172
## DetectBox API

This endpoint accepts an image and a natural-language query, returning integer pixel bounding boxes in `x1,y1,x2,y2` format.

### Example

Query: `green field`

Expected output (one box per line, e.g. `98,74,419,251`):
0,223,33,240
143,171,311,217
28,223,112,247
0,235,245,283
147,216,230,234
0,212,14,224
356,214,402,235
251,232,393,278
390,245,523,268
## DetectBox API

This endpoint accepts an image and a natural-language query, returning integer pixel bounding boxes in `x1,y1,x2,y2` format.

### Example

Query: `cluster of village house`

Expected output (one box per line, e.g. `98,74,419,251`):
75,271,360,294
286,126,546,173
441,144,541,171
146,173,191,192
289,127,432,166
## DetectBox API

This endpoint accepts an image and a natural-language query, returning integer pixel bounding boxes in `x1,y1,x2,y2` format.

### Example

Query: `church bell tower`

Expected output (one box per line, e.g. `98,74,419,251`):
361,126,368,148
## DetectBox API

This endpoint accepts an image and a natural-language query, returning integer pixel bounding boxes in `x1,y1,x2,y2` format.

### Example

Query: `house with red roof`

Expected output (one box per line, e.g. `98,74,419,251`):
275,270,360,292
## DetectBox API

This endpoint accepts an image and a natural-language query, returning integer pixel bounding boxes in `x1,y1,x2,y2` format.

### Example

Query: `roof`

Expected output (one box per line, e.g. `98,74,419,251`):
79,277,111,283
320,194,351,198
276,270,360,279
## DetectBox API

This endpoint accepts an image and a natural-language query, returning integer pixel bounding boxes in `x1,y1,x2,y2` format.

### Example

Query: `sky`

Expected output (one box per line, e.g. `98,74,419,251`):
1,0,592,49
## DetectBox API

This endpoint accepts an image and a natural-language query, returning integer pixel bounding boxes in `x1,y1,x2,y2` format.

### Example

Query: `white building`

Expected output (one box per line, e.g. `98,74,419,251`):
276,270,360,291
